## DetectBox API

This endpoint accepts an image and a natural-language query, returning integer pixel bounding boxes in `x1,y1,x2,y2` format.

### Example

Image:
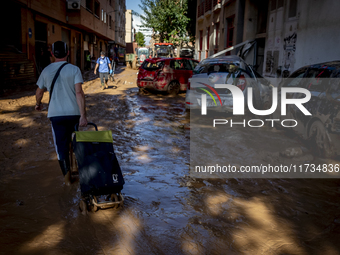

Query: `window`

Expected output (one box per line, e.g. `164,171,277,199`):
280,68,307,88
196,63,240,74
269,1,283,11
199,30,203,51
215,22,219,48
206,27,210,50
170,60,192,70
101,9,104,21
109,15,112,29
270,0,276,11
142,61,164,71
305,67,332,92
94,1,100,18
86,0,93,12
288,0,298,18
52,25,55,33
257,2,268,34
104,12,107,23
226,16,234,52
190,60,199,70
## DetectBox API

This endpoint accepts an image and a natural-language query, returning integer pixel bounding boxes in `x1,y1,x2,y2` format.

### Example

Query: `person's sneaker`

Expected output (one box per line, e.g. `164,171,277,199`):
105,84,108,89
101,86,105,90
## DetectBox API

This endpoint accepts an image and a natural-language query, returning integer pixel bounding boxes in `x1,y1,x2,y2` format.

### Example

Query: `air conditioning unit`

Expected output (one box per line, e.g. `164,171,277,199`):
67,0,81,10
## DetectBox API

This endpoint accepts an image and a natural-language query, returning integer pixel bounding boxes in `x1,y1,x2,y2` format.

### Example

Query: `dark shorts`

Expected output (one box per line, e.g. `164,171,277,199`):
99,72,109,84
50,115,80,160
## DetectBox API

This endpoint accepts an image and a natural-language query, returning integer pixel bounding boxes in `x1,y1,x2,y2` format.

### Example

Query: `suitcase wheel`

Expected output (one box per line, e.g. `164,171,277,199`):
111,193,124,209
111,194,119,208
79,200,88,215
91,196,99,213
91,204,98,213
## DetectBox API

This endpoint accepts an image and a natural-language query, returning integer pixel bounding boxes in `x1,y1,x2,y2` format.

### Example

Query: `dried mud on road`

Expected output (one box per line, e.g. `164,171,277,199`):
1,67,340,255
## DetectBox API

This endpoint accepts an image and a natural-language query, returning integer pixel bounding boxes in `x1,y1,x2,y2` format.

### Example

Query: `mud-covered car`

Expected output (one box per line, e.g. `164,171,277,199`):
137,58,199,94
185,55,271,111
272,61,340,157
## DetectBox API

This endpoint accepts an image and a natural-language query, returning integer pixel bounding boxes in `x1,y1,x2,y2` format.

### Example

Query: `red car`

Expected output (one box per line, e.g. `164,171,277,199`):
137,58,199,94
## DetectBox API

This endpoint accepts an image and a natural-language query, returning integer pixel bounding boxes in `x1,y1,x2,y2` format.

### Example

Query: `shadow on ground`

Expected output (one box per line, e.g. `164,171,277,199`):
1,70,340,254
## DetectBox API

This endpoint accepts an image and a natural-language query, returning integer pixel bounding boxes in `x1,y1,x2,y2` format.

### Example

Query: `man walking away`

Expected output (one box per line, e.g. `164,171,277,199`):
35,41,88,186
94,51,113,90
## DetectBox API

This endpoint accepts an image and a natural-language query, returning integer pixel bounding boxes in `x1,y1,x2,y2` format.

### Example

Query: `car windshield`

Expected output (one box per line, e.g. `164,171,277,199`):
138,49,148,55
156,47,170,56
194,63,239,74
142,61,164,71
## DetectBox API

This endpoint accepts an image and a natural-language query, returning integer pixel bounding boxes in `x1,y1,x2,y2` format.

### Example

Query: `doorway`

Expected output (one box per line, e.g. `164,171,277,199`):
35,21,48,75
62,28,71,62
74,33,81,68
0,2,21,50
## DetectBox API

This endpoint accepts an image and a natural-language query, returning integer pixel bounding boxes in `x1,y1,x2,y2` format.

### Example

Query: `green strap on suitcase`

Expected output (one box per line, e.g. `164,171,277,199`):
74,130,113,143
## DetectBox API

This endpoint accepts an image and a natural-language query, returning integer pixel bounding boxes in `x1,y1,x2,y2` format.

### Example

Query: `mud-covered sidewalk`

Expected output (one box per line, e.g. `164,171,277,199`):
1,66,340,255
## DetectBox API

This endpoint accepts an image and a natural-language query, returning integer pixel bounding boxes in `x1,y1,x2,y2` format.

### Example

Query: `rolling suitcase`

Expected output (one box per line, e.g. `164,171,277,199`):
73,123,124,212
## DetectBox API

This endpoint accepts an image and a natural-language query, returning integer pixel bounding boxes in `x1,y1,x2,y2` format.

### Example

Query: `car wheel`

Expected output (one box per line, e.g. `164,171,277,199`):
168,81,180,95
308,120,334,158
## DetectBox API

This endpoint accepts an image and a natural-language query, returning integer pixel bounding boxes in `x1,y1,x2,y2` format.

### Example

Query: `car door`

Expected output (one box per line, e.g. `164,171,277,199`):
273,67,308,122
181,59,195,84
326,72,340,136
191,61,254,110
170,59,192,87
303,66,333,117
190,59,199,70
296,66,334,136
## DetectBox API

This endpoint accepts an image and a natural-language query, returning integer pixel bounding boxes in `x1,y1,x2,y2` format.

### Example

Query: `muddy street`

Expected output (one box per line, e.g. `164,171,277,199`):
1,67,340,255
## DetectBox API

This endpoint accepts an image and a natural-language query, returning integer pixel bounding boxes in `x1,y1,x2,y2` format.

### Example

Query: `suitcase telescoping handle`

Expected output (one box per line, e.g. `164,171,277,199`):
75,122,98,131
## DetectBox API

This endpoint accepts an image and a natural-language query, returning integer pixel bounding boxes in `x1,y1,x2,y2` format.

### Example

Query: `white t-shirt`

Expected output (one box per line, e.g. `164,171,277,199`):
37,61,84,118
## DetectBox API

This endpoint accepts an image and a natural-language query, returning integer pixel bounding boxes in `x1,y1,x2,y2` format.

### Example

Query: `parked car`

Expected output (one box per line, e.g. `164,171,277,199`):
137,58,199,94
272,61,340,157
180,48,194,58
136,47,150,67
185,55,271,112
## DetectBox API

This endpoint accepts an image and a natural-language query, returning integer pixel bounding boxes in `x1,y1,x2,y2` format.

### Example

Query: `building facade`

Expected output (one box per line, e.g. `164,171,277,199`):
194,0,340,84
115,0,126,47
125,9,133,43
0,0,126,88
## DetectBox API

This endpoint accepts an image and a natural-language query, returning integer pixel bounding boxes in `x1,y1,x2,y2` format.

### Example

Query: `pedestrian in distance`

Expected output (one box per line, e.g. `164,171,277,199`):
35,41,88,186
94,51,113,90
86,52,91,70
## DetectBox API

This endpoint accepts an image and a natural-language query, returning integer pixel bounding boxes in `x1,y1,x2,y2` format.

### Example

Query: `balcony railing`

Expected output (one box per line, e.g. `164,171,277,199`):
197,1,205,17
205,0,212,12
